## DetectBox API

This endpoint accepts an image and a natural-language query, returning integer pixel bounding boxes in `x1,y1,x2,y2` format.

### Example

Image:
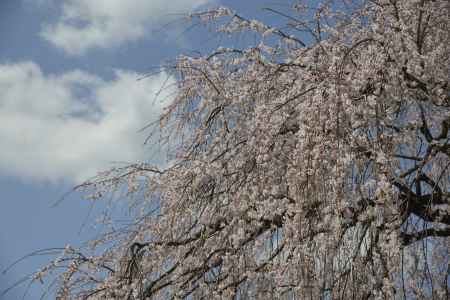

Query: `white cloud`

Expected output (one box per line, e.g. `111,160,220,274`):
0,62,174,183
40,0,213,55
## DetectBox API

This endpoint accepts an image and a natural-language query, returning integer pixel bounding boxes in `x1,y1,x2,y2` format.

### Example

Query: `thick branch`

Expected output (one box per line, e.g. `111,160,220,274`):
400,226,450,246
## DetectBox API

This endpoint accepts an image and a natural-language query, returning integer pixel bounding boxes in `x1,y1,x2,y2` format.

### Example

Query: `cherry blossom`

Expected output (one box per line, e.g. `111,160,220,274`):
26,1,450,299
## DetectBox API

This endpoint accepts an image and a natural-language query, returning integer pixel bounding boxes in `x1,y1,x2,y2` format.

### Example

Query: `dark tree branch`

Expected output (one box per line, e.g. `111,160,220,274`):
401,226,450,246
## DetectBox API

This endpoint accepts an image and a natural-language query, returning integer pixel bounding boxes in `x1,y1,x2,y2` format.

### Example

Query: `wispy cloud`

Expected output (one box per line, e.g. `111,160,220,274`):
0,62,174,183
40,0,213,56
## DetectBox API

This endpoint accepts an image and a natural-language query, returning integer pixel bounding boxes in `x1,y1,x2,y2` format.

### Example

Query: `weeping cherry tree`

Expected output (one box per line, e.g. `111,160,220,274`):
32,0,449,299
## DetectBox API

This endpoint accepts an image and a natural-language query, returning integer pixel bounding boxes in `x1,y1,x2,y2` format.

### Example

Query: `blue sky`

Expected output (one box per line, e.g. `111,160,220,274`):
0,0,288,298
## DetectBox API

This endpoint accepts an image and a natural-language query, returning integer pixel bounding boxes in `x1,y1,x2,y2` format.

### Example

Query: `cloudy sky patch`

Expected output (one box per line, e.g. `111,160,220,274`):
0,62,173,183
40,0,213,56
